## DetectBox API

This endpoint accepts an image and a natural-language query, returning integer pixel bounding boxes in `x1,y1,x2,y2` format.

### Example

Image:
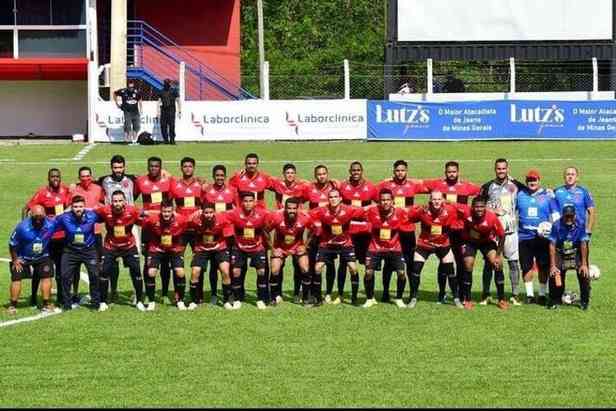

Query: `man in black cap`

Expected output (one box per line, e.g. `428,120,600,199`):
114,79,142,145
158,79,181,145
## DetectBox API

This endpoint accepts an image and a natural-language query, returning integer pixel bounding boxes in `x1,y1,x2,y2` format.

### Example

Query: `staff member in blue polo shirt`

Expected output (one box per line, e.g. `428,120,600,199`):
554,167,595,240
8,205,59,315
50,195,104,312
548,204,591,310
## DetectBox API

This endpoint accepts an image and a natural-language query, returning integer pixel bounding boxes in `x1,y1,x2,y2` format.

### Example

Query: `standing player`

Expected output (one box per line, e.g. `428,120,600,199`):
225,192,273,309
187,202,234,310
406,191,461,309
23,168,71,307
310,189,366,305
377,160,425,303
479,158,526,306
304,165,339,303
338,161,377,305
266,198,313,306
135,156,174,304
363,189,409,309
548,205,591,310
8,206,58,314
95,190,145,311
270,163,309,302
457,197,507,310
421,161,481,303
516,170,560,305
553,167,596,245
141,200,189,311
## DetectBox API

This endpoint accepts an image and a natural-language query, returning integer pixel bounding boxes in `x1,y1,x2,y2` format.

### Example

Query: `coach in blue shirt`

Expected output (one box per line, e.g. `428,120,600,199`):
50,195,103,311
7,205,57,314
548,204,590,310
554,167,595,237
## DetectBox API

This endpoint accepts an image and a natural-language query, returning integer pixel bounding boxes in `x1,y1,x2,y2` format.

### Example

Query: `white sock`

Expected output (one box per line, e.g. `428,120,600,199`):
539,283,547,296
525,281,534,297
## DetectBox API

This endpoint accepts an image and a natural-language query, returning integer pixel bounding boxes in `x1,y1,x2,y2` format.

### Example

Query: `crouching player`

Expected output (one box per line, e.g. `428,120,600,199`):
363,188,408,309
95,190,145,311
187,202,234,310
406,191,460,309
267,198,314,306
548,205,591,310
141,200,188,311
458,196,507,310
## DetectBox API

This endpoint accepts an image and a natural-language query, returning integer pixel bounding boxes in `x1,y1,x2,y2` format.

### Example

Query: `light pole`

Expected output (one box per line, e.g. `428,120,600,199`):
257,0,265,98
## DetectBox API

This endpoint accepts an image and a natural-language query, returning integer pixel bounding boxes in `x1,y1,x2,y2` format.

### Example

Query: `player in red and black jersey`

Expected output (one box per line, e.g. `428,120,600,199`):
225,192,273,309
135,156,174,304
406,191,462,309
304,164,339,303
420,161,481,304
457,196,507,310
338,161,377,303
377,160,426,303
24,168,71,306
266,198,314,306
94,190,145,311
363,189,409,309
310,188,366,305
141,200,189,311
187,203,235,310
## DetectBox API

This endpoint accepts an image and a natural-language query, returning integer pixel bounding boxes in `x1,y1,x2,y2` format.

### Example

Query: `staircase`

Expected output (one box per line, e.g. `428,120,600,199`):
126,20,255,100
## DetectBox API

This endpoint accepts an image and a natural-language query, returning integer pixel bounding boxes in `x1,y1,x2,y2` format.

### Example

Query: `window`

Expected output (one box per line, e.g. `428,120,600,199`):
15,0,85,25
18,29,86,57
52,0,85,25
0,31,12,57
16,0,51,25
0,0,15,25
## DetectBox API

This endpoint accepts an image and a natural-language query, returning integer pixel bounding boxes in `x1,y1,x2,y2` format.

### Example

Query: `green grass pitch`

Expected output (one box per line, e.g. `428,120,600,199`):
0,141,614,407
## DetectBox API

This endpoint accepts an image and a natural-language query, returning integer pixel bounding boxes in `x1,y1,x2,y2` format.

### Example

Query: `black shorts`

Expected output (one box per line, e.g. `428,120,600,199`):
415,246,451,261
101,247,140,273
231,249,267,270
147,253,184,270
461,241,498,259
10,257,54,281
351,233,371,265
316,246,356,265
191,250,230,270
366,251,405,272
519,237,550,274
124,110,141,133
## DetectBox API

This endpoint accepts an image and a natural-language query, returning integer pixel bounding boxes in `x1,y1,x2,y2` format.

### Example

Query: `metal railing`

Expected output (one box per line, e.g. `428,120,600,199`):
127,20,255,100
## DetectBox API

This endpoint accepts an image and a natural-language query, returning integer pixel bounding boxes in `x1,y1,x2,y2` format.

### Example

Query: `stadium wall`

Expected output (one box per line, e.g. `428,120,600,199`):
0,81,87,137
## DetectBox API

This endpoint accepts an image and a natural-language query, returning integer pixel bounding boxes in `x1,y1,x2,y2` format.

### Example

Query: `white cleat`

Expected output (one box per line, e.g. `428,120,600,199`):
394,299,407,309
177,301,187,311
98,302,109,312
332,296,342,305
188,302,198,311
362,298,378,308
232,301,242,310
146,302,156,311
71,303,80,310
324,294,332,304
407,298,418,309
136,302,146,312
223,302,234,310
80,295,91,305
510,296,522,306
256,300,267,310
454,298,464,309
275,295,283,305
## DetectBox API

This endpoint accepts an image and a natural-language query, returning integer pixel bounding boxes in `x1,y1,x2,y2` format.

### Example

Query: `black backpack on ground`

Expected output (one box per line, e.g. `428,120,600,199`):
137,131,157,145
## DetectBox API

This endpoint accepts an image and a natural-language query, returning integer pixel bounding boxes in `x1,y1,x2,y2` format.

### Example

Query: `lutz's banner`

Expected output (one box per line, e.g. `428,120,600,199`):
367,100,616,140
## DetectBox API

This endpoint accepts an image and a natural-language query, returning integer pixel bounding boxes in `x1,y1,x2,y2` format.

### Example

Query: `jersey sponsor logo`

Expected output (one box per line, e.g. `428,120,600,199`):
161,234,172,246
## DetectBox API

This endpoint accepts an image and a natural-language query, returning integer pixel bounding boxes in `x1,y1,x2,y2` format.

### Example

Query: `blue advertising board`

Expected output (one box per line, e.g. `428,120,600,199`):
367,100,616,140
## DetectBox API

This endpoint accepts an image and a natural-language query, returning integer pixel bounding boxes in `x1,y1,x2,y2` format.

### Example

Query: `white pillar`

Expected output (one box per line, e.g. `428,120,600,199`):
592,57,598,92
87,5,99,141
263,61,270,100
344,59,350,100
509,57,516,94
110,0,127,94
179,62,186,103
257,0,266,98
427,58,433,94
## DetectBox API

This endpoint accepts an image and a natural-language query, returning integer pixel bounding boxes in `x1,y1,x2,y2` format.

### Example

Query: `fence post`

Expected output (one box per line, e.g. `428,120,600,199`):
344,59,350,100
179,61,186,103
592,57,598,93
263,61,270,100
427,58,433,94
509,57,516,94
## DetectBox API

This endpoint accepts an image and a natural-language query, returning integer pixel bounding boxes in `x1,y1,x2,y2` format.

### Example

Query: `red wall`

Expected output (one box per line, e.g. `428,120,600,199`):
135,0,240,86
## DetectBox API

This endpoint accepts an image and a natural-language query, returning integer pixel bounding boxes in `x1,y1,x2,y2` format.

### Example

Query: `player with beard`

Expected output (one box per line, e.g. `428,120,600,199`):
377,160,425,304
338,161,377,305
457,196,506,310
363,189,409,309
310,188,366,305
406,191,461,309
303,165,339,303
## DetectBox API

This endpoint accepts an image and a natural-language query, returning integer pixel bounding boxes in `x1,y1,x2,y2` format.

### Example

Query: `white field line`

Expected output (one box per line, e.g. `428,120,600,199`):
72,143,96,161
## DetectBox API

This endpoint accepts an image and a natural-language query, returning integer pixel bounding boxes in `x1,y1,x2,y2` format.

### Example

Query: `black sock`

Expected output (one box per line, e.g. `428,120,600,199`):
396,275,406,299
410,261,424,299
462,269,473,302
239,265,247,301
145,277,156,301
10,300,17,308
129,266,144,303
337,264,347,296
110,262,119,293
382,266,392,299
175,276,186,302
161,265,170,300
301,270,311,302
189,281,198,303
293,262,302,297
222,283,233,303
437,271,447,298
495,269,505,301
209,265,217,298
257,274,268,302
442,262,457,298
231,275,242,301
482,264,492,295
364,275,375,299
31,275,40,305
325,263,335,295
42,299,49,307
270,272,280,299
350,273,359,301
312,271,322,301
99,277,110,303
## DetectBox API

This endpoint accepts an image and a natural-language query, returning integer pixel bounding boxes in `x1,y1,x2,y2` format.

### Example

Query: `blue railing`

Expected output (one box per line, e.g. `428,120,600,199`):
127,20,255,100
